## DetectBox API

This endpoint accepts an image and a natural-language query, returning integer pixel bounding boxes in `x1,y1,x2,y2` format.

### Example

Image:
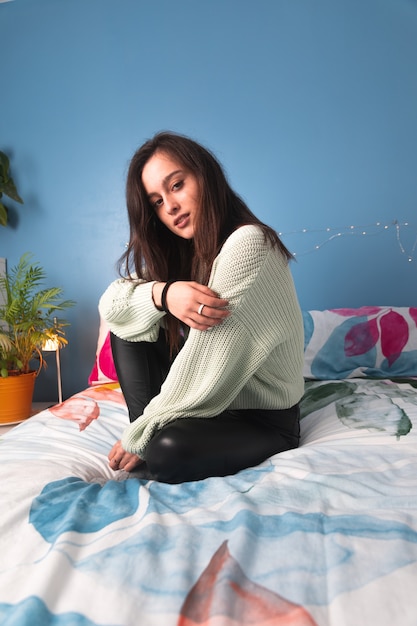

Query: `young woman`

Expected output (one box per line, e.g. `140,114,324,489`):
99,131,304,483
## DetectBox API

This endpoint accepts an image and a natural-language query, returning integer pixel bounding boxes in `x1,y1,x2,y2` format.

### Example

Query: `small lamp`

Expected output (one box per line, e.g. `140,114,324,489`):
42,320,64,404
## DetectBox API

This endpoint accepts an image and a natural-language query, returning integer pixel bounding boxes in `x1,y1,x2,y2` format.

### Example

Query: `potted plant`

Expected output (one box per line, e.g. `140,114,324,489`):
0,150,24,227
0,253,75,423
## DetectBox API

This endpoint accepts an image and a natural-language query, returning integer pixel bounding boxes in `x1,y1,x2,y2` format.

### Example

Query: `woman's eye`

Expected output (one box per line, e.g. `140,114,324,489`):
172,180,183,191
153,198,163,209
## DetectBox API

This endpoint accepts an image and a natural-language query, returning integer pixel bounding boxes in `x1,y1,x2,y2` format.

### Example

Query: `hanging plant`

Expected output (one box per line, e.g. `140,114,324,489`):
0,149,24,227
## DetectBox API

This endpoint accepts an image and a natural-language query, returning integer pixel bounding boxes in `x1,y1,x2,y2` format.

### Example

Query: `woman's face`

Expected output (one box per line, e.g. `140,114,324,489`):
142,151,200,239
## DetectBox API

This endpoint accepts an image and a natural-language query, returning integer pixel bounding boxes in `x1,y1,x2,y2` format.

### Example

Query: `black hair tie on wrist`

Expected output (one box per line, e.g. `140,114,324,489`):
160,280,176,314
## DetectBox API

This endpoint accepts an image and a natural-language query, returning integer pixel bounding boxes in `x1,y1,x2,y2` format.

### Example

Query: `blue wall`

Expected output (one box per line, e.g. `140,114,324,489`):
1,0,417,399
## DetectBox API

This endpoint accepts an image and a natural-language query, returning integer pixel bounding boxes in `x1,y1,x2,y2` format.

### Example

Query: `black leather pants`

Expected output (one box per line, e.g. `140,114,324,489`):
110,331,300,484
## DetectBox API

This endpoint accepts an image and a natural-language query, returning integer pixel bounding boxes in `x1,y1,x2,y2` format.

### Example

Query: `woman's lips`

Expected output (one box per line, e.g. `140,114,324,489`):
175,214,190,228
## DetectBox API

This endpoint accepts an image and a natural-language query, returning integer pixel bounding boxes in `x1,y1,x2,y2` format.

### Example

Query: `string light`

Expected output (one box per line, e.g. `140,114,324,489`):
122,220,417,263
394,220,417,262
278,220,417,263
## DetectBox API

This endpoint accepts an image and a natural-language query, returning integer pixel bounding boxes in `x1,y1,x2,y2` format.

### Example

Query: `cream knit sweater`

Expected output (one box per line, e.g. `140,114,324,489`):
99,225,305,458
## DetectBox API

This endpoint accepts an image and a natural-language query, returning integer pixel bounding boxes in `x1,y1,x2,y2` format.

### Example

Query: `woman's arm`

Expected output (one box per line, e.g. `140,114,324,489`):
99,278,230,340
152,280,230,330
99,279,164,341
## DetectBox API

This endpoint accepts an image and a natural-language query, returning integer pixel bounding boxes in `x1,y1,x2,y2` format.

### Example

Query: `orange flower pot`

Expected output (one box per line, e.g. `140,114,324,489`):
0,371,36,424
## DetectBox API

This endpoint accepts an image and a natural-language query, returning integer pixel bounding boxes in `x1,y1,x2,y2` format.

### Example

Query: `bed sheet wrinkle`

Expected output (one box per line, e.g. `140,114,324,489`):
0,399,129,485
313,449,412,505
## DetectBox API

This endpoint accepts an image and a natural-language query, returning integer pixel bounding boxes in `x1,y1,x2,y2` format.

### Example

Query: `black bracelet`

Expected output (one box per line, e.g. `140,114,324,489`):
160,280,176,314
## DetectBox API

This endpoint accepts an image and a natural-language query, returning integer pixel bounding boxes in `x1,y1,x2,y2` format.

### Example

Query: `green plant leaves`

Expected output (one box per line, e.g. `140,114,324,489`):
0,149,24,227
0,253,75,374
0,201,8,227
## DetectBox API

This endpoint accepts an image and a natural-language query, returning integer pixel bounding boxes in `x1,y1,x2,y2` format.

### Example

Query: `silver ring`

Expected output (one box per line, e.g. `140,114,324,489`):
198,303,205,316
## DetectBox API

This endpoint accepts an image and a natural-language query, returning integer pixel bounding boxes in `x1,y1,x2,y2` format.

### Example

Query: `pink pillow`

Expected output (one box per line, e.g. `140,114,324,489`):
88,316,118,385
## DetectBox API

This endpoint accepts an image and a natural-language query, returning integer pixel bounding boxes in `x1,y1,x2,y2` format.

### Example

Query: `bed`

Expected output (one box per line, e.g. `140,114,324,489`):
0,306,416,626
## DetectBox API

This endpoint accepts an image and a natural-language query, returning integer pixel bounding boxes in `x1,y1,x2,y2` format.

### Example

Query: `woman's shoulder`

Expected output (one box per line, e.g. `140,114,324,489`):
221,224,266,252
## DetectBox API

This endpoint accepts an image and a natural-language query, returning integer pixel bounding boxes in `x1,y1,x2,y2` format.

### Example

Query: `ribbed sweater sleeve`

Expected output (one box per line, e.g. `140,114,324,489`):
98,279,164,343
119,225,304,459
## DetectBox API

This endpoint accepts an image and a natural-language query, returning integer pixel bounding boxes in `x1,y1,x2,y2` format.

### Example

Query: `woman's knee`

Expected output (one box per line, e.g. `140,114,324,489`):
145,425,193,483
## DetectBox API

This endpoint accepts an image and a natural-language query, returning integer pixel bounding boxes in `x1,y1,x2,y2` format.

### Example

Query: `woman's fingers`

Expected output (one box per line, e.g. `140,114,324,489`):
191,283,229,310
108,440,143,472
108,440,123,462
118,452,142,471
122,456,143,472
197,303,229,319
166,281,230,328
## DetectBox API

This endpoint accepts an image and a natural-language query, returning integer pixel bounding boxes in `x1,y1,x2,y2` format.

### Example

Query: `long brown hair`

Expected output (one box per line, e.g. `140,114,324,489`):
119,131,292,351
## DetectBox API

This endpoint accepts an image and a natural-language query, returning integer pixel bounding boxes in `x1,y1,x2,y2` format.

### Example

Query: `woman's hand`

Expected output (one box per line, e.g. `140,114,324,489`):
108,440,143,472
153,281,230,330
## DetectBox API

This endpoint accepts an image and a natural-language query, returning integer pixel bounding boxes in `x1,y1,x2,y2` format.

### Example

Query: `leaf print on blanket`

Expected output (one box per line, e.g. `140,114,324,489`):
300,381,356,419
30,477,140,543
0,596,115,626
336,394,412,438
178,541,318,626
301,379,415,438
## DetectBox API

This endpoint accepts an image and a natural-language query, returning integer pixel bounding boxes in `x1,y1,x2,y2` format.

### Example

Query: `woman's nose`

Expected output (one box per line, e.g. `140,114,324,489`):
165,196,179,214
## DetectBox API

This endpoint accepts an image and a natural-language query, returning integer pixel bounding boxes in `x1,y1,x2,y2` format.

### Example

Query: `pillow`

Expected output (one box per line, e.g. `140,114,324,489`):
88,316,118,385
303,306,417,380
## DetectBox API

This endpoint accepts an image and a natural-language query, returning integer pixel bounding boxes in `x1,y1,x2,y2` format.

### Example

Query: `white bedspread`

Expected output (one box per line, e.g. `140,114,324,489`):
0,379,416,626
